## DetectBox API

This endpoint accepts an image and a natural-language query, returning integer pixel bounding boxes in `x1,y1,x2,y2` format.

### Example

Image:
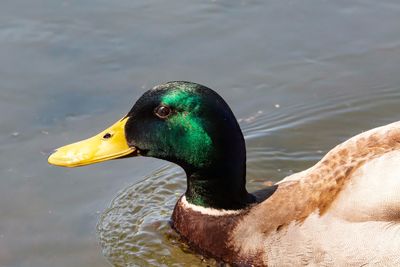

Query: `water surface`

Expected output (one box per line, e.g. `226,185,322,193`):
1,1,400,266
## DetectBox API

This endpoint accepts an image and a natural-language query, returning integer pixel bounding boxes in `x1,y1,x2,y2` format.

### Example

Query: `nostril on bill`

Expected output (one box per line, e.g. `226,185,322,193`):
103,133,112,139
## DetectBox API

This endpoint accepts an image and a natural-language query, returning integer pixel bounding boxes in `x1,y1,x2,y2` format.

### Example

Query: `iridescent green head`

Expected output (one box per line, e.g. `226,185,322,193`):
126,82,214,169
125,82,251,209
125,82,244,171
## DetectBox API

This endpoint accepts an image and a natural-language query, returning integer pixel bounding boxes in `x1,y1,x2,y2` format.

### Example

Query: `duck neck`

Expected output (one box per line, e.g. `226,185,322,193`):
184,147,255,210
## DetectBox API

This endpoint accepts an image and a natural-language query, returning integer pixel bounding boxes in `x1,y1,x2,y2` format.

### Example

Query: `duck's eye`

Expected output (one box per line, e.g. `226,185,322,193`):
154,105,171,119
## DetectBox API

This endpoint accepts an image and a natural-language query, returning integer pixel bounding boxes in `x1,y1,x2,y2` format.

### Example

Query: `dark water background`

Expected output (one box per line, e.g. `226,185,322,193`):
1,0,400,266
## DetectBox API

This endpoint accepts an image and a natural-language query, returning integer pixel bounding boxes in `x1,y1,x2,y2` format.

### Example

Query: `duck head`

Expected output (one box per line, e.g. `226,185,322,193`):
49,81,254,209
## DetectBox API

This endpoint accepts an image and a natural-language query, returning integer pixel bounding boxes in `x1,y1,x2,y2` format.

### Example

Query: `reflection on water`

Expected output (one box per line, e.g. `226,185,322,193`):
1,0,400,266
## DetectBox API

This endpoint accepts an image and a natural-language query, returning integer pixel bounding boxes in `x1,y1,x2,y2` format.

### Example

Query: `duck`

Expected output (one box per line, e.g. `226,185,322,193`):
48,81,400,266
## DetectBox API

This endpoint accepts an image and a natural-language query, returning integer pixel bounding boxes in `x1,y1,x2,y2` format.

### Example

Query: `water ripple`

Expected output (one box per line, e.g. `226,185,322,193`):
242,86,400,139
97,165,218,266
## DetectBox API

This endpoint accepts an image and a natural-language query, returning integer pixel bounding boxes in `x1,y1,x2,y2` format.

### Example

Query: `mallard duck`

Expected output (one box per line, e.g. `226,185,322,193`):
48,81,400,266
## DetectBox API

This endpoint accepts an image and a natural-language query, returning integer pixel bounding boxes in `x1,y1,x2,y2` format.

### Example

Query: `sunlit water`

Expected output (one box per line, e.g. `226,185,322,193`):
1,1,400,266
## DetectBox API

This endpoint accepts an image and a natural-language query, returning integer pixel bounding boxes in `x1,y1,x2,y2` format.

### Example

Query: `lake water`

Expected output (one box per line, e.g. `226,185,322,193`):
1,0,400,266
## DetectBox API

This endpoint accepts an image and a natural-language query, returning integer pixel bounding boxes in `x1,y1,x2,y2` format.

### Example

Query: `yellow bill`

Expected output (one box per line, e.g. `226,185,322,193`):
48,117,136,167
